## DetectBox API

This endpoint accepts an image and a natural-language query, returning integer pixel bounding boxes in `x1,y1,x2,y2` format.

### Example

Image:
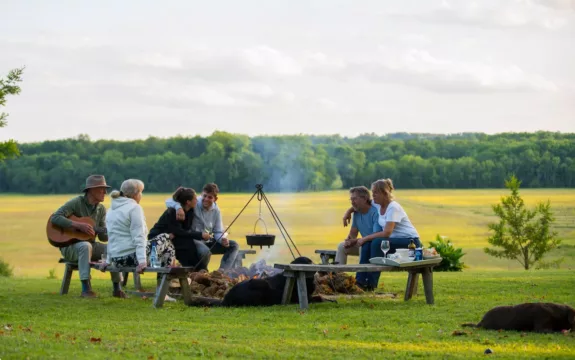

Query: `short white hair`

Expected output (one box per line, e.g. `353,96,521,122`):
110,179,144,199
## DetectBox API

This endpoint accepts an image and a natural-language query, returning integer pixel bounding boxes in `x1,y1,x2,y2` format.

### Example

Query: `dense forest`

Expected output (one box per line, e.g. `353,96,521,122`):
0,131,574,194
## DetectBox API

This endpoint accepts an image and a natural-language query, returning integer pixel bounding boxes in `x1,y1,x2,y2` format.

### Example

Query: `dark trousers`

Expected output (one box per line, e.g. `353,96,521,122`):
172,237,200,268
195,240,240,271
356,237,422,288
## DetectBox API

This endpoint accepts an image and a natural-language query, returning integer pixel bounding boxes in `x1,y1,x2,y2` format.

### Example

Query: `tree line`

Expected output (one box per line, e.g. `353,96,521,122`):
0,131,574,194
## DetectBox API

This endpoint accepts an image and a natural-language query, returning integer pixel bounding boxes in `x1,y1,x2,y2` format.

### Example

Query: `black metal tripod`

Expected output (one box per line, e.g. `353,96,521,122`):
217,184,301,260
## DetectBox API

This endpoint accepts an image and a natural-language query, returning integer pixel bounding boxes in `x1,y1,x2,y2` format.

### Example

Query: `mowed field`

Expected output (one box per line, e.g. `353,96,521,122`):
1,189,574,278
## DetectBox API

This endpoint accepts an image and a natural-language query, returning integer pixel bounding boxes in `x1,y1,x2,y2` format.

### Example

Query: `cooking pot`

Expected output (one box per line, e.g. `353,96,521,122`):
246,218,275,248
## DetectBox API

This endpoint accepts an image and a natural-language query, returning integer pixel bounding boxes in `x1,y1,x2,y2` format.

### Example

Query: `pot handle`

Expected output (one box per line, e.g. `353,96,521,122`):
253,217,269,235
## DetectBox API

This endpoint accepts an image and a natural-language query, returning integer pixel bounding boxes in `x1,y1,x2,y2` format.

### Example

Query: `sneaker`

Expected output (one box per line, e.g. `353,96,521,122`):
113,290,129,299
164,295,177,303
80,290,98,298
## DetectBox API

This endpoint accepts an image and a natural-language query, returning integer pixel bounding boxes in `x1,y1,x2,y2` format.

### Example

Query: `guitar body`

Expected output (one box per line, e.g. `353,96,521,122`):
47,215,96,248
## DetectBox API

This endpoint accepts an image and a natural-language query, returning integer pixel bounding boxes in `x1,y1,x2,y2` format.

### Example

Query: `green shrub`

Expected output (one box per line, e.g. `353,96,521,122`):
428,235,465,272
0,257,13,277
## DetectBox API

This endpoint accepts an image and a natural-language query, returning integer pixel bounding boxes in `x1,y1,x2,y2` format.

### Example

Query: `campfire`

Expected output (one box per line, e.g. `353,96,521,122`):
169,259,365,298
226,259,284,280
314,272,365,295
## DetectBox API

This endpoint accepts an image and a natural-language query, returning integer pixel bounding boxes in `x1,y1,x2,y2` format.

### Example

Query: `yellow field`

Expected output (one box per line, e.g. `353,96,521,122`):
1,189,574,277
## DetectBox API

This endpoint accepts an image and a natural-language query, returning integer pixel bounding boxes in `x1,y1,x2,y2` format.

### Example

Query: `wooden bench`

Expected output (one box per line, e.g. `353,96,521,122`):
233,249,257,267
118,249,258,292
58,259,195,308
274,258,442,310
315,249,337,264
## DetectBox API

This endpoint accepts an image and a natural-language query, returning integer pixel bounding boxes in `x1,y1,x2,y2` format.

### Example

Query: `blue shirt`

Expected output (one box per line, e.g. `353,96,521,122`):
351,205,380,237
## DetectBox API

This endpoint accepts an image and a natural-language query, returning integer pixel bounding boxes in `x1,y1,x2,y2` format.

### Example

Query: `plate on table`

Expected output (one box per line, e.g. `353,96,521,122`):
370,257,442,267
369,257,413,266
423,255,441,260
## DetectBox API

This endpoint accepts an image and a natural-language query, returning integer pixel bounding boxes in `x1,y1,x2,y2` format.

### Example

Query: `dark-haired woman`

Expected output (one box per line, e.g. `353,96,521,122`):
148,187,210,269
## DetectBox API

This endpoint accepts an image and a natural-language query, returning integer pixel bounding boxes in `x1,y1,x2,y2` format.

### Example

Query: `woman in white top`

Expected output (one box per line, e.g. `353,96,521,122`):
356,178,422,250
102,179,176,300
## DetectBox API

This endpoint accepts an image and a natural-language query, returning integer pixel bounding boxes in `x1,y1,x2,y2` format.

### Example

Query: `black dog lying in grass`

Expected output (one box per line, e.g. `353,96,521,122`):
462,303,575,333
186,256,328,307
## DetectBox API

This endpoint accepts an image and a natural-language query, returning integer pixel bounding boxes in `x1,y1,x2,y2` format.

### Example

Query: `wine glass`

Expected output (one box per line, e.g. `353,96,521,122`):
380,240,390,259
205,222,214,239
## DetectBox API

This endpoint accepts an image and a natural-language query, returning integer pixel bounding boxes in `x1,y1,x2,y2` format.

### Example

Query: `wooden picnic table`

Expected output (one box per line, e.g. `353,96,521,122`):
274,258,442,310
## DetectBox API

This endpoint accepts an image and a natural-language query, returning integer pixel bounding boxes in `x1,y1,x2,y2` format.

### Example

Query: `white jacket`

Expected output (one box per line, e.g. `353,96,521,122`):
105,197,148,264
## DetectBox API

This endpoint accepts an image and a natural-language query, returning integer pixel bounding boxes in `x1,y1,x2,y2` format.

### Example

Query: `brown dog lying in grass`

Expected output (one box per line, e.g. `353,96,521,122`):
462,303,575,333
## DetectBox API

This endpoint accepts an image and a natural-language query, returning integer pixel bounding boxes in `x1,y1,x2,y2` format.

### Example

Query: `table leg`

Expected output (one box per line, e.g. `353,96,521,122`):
153,274,170,308
421,267,435,305
296,272,309,310
133,271,143,291
412,273,419,296
179,276,192,306
281,273,295,305
404,270,418,301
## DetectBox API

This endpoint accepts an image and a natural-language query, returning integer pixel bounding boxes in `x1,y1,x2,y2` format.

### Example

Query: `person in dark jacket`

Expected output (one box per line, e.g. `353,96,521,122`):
148,187,210,268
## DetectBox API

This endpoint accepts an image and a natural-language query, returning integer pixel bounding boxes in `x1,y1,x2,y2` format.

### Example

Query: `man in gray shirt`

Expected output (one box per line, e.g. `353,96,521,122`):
166,183,239,270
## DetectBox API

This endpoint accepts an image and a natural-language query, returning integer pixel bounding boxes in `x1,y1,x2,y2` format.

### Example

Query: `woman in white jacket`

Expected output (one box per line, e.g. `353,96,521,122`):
104,179,176,276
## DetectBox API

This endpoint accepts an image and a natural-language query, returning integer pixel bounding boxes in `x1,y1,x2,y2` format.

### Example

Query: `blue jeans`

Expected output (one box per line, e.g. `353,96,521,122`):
195,240,240,271
356,237,422,288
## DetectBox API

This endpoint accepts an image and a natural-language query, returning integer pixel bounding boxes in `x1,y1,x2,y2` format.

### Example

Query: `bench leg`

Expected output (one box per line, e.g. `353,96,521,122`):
234,257,243,268
60,264,74,295
153,274,170,308
404,270,419,301
296,272,309,310
421,267,435,305
281,273,295,305
133,271,143,291
179,276,193,306
121,272,129,287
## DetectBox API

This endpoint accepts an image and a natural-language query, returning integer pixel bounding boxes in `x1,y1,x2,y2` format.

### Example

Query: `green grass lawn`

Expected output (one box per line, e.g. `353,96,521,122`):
1,270,574,359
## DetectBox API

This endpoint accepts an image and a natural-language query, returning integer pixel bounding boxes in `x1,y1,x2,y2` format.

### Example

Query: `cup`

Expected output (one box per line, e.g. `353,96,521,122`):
396,249,409,259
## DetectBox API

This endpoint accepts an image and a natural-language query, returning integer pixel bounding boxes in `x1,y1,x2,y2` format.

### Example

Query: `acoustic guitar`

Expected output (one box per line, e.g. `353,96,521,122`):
46,215,98,248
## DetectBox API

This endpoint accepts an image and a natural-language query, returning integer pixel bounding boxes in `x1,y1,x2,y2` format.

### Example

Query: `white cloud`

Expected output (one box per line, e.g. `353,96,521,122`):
241,46,302,75
141,84,257,108
1,36,559,102
535,0,575,11
305,52,346,72
374,48,559,92
316,98,338,110
126,53,184,69
302,48,558,93
398,0,574,30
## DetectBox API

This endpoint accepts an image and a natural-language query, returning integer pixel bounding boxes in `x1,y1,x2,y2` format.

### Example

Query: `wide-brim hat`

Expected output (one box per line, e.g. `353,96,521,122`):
83,175,111,191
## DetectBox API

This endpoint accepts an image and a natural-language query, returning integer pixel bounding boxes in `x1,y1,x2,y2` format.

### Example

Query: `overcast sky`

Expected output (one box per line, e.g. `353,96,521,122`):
1,0,574,142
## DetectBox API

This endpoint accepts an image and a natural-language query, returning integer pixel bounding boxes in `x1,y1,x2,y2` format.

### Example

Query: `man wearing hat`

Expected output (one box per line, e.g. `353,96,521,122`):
50,175,125,298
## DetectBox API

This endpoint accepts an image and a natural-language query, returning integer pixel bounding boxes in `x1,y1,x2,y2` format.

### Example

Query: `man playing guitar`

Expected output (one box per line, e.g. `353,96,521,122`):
50,175,125,298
